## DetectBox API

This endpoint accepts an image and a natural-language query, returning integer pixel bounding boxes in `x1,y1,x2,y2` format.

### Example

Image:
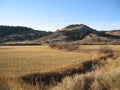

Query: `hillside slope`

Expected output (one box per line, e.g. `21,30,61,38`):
0,25,52,43
34,24,120,45
0,24,120,45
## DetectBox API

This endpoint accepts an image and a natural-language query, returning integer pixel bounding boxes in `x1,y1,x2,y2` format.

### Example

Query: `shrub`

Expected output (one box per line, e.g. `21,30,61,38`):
99,46,113,56
50,69,120,90
49,43,79,51
49,43,57,48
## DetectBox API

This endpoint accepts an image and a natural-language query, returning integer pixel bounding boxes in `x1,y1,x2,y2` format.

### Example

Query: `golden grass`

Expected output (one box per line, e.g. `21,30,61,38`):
50,69,120,90
0,45,97,78
0,45,120,90
50,52,120,90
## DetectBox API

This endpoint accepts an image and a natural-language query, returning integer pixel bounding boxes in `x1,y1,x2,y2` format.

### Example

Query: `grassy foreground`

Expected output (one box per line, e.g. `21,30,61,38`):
0,45,96,77
0,45,120,90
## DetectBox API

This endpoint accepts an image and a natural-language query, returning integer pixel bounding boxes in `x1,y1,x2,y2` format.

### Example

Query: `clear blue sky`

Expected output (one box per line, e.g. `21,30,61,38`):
0,0,120,31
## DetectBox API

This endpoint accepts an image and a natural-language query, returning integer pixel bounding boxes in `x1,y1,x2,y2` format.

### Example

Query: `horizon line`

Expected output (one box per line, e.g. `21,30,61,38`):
0,23,120,31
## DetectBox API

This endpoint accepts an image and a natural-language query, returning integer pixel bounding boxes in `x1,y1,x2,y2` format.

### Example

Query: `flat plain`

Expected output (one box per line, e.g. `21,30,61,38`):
0,45,94,77
0,45,120,77
0,45,120,90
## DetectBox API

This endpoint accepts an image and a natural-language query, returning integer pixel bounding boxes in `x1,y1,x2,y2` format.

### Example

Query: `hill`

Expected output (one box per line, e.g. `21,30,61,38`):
0,24,120,45
34,24,120,45
0,25,52,43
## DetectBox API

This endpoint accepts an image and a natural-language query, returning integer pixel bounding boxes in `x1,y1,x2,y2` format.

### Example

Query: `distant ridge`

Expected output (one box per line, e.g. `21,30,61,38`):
34,24,120,45
0,25,52,43
0,24,120,45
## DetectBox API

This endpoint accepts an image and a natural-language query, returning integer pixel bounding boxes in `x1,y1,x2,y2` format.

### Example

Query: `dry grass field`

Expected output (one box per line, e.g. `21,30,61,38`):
0,45,96,77
0,45,120,90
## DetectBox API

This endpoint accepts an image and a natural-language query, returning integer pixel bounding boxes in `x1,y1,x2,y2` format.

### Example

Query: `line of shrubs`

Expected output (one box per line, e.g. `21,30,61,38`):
49,43,79,51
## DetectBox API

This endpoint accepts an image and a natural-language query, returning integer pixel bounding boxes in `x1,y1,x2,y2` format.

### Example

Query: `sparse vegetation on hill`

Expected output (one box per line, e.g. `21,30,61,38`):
64,29,93,40
0,24,120,45
32,24,120,45
0,25,52,43
64,24,82,29
105,30,120,37
60,24,98,40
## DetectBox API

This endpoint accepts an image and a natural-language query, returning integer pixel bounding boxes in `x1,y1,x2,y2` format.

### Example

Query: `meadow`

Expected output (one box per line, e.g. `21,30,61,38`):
0,45,120,90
